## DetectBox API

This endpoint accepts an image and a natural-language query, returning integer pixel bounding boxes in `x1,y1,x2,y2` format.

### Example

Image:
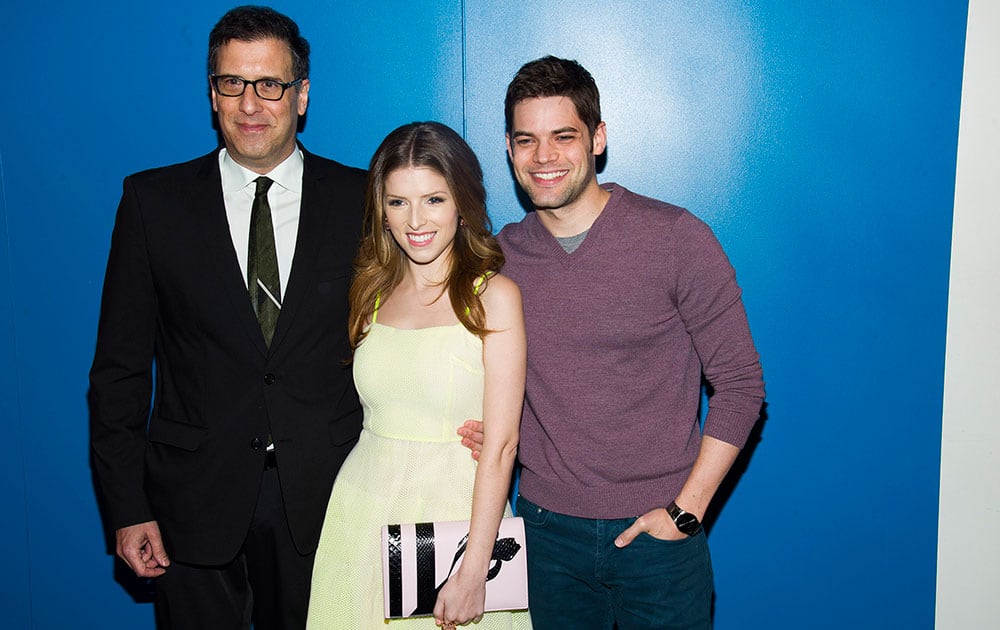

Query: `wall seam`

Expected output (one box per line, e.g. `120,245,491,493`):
461,0,468,138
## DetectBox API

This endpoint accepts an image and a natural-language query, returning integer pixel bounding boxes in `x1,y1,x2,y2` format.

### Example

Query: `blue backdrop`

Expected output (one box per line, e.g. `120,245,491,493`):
0,1,967,628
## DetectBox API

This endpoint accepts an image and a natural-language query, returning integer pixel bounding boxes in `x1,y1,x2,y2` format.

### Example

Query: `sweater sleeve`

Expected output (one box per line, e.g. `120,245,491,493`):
671,211,764,448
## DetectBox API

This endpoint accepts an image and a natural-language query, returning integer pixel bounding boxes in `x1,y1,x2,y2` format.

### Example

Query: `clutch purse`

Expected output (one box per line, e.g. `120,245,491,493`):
380,516,528,619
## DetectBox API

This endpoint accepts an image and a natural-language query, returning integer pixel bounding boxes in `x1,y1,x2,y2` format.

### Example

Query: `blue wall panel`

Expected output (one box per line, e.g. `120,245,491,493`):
0,1,463,626
0,0,969,627
464,2,965,628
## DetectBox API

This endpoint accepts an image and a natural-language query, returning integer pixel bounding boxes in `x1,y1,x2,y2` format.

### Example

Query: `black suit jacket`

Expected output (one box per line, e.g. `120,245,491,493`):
89,147,365,564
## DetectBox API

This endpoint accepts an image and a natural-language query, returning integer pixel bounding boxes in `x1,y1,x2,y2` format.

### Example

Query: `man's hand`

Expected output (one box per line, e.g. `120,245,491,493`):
615,436,741,548
614,507,691,547
116,520,170,577
457,420,485,461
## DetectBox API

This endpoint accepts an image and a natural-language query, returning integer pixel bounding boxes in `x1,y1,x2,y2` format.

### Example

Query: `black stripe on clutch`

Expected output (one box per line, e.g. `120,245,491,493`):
411,522,437,616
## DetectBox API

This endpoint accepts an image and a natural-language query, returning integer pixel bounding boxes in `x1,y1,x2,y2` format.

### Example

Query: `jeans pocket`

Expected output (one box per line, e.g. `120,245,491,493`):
634,532,701,547
516,495,552,527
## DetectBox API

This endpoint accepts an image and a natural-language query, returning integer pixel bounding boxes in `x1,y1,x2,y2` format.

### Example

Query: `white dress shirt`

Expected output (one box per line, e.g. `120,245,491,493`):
219,148,303,296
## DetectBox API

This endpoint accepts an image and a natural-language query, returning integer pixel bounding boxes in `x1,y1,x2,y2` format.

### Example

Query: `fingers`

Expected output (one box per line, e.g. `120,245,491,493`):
616,509,687,547
433,592,478,627
459,419,484,434
147,532,171,569
614,521,640,548
125,547,166,577
117,533,145,574
434,571,489,626
116,521,170,578
433,597,446,626
432,598,460,627
457,420,484,442
118,542,143,575
457,422,483,461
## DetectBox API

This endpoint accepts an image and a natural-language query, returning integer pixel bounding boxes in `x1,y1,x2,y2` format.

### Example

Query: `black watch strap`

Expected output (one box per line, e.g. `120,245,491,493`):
666,501,702,536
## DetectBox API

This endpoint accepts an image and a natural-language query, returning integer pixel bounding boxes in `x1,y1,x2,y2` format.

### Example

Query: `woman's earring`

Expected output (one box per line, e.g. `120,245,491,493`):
383,219,390,231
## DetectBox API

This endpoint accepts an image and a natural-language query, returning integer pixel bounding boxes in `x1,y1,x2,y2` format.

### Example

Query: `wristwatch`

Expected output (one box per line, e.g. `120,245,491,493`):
666,501,702,536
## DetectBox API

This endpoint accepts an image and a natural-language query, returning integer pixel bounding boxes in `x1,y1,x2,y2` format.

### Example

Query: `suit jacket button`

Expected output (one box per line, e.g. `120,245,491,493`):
263,373,276,385
250,438,263,450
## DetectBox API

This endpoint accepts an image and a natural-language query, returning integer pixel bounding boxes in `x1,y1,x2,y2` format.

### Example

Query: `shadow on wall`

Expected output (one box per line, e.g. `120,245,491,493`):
704,400,768,534
91,464,156,604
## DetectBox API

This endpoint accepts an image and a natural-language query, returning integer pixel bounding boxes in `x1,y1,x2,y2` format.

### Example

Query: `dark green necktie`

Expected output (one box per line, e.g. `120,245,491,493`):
248,176,281,345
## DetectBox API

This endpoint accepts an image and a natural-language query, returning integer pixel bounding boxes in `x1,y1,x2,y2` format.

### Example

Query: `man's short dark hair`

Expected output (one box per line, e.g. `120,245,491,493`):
208,5,310,79
504,56,601,137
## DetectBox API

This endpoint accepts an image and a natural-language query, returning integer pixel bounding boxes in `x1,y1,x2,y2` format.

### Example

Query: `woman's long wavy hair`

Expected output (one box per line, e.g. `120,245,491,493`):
347,122,505,351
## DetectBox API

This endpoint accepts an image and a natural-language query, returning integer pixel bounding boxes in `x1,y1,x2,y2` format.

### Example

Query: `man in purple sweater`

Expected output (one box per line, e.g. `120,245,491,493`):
496,56,765,629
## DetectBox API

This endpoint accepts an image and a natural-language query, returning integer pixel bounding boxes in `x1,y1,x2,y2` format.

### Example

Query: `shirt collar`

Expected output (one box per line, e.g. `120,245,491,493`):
219,147,304,194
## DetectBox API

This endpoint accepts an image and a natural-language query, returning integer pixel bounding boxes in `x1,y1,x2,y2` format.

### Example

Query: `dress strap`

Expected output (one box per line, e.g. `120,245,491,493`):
372,292,381,324
465,273,493,315
473,272,493,296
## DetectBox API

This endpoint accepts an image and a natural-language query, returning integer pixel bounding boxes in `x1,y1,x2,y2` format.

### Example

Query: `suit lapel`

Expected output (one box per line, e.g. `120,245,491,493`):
193,151,271,356
267,149,331,350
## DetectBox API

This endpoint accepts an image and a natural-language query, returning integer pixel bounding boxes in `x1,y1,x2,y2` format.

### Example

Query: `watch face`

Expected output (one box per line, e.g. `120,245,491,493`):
675,512,700,535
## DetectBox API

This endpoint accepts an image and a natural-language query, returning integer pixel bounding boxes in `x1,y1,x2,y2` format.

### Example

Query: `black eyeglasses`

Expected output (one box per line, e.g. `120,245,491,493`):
211,75,303,101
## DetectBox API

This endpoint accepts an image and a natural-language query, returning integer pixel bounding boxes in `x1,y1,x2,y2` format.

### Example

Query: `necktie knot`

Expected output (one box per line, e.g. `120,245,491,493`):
255,176,273,197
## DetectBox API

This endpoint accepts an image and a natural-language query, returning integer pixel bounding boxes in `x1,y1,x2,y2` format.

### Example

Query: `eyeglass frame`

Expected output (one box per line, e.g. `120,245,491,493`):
210,75,304,101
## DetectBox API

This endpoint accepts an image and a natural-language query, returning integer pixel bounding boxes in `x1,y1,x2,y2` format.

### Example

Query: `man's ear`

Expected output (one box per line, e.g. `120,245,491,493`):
296,78,310,116
591,121,607,156
210,76,219,112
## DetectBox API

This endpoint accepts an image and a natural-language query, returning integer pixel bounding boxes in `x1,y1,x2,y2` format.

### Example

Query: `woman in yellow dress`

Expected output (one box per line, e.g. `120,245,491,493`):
307,121,531,629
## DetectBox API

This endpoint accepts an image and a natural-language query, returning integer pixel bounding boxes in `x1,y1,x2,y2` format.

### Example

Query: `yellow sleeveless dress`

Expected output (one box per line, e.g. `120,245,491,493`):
307,322,532,629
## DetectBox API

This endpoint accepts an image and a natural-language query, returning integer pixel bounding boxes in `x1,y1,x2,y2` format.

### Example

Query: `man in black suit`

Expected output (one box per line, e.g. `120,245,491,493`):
89,6,365,628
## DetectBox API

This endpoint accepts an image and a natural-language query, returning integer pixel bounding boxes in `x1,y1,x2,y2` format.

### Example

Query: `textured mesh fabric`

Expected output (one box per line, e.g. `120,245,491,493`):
307,323,531,629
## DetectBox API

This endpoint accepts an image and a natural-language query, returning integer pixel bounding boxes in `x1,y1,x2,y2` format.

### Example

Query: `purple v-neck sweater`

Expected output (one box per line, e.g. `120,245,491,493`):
498,184,764,519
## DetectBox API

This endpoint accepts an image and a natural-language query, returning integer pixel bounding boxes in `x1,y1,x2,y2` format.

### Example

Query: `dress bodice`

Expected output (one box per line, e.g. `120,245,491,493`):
353,323,484,442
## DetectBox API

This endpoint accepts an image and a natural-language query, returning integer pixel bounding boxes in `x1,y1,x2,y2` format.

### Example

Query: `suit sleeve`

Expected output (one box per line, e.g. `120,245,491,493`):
89,176,157,533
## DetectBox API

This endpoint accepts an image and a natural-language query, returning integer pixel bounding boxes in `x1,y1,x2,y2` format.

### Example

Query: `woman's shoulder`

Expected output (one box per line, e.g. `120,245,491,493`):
480,272,520,298
479,272,523,325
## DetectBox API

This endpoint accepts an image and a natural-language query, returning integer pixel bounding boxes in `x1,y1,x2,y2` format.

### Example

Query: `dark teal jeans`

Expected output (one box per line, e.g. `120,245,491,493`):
516,495,713,630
